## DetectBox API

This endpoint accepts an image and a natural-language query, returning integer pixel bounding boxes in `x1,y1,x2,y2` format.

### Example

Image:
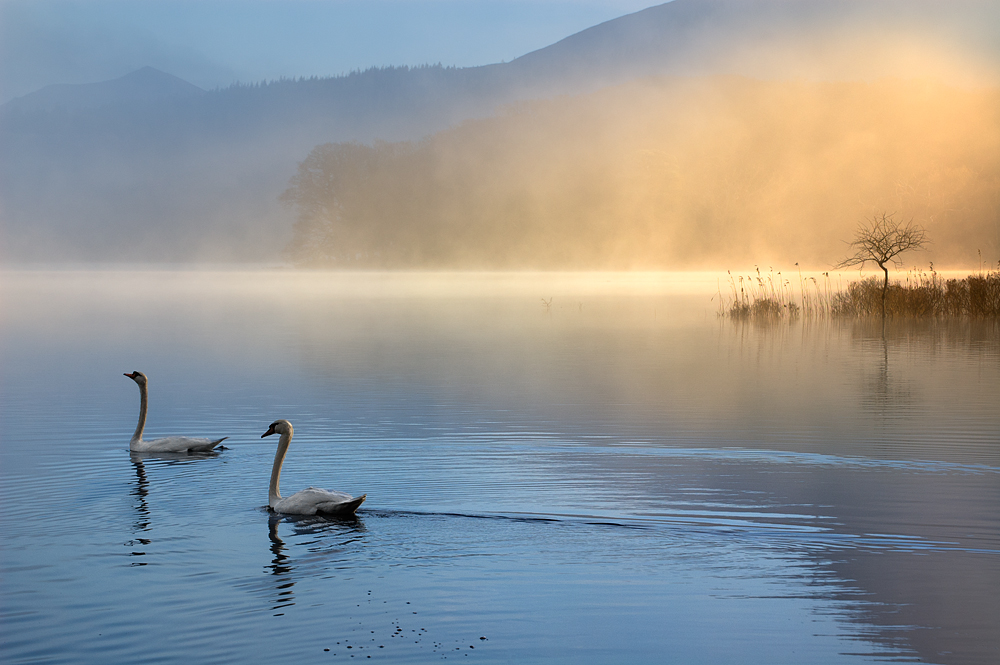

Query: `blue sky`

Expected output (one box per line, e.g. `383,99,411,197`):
0,0,660,103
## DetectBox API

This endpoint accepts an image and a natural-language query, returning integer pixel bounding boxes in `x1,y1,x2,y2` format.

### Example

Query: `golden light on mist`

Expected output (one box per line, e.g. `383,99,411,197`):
284,72,999,270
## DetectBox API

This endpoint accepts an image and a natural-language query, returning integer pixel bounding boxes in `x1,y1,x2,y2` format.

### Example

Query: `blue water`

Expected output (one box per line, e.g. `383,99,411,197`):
1,270,998,664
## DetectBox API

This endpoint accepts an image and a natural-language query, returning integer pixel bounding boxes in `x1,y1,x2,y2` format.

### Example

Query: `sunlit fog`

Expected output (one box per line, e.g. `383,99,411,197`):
1,0,998,268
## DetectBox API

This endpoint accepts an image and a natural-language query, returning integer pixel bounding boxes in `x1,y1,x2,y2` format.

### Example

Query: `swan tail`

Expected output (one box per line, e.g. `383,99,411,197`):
317,494,366,515
189,436,228,452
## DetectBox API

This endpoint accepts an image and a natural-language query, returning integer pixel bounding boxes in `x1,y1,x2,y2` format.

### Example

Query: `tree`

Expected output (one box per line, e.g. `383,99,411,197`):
280,141,422,265
835,213,928,317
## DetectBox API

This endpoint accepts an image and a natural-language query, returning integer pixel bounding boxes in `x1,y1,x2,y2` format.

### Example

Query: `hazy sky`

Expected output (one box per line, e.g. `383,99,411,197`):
0,0,659,104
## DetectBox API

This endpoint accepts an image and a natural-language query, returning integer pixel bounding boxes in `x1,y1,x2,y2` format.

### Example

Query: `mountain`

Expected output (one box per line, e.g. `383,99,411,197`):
2,66,205,115
1,0,998,264
507,0,1000,87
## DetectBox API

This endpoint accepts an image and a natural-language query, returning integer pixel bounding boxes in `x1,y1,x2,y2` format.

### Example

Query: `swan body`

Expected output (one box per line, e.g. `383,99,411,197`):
125,371,228,453
262,419,366,515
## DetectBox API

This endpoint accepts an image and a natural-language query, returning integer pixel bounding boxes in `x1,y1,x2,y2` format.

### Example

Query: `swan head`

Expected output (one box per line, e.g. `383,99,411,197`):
124,371,147,386
262,419,293,439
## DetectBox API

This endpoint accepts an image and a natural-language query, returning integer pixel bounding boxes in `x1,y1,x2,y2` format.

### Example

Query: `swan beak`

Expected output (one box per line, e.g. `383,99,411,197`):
261,425,276,438
124,372,136,379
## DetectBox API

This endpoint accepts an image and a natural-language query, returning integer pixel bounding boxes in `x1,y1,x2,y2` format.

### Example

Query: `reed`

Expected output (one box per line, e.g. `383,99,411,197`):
723,267,800,321
722,263,1000,319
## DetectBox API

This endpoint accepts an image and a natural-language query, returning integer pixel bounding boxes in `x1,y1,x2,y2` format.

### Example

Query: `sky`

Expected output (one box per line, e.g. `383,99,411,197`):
0,0,660,104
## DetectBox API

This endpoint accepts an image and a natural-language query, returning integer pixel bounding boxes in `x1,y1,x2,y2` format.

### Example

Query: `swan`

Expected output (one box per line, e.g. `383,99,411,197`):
262,419,366,515
124,371,228,453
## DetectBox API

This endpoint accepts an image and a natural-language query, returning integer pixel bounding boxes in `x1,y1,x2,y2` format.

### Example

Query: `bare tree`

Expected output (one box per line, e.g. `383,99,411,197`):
835,213,928,316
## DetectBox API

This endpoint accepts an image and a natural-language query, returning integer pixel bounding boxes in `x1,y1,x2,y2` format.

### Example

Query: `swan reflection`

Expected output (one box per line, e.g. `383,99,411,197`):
128,449,221,463
264,512,367,615
128,457,151,562
127,451,219,565
266,514,295,614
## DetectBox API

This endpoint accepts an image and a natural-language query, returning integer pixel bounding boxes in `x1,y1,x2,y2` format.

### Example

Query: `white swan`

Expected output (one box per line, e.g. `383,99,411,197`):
262,419,366,515
124,371,228,453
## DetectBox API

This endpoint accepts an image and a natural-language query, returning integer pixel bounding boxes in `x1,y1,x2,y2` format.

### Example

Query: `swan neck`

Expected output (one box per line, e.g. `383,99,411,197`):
269,430,292,508
131,381,147,443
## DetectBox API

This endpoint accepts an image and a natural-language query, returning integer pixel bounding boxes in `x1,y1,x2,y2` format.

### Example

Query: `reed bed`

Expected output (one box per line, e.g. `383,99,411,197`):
721,267,801,321
721,265,1000,320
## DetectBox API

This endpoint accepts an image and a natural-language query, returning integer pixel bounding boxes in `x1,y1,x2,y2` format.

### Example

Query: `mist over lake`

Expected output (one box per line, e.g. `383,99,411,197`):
1,270,997,664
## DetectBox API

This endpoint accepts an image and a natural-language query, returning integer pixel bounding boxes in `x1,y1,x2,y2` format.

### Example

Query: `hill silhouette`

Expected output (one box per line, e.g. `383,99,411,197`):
3,66,206,115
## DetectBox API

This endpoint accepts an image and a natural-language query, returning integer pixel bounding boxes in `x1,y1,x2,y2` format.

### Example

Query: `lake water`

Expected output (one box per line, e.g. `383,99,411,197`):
1,270,998,664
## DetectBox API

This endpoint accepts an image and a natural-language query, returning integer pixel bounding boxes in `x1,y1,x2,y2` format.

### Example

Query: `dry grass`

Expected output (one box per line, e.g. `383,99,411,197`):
721,267,800,321
722,265,1000,320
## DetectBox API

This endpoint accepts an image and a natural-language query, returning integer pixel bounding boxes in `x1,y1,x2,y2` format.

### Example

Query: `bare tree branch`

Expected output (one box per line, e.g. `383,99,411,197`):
835,213,927,271
835,212,929,318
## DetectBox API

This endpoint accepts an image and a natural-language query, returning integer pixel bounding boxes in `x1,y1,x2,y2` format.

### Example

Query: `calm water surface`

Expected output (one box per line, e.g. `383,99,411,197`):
1,270,998,664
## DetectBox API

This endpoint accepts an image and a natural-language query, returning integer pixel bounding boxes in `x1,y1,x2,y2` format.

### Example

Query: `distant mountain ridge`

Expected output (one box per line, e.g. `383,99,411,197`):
1,0,998,264
2,66,205,115
508,0,1000,86
7,0,996,124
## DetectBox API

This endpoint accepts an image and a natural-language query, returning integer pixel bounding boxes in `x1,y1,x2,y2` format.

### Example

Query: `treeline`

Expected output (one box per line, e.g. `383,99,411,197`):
281,77,1000,268
221,65,460,93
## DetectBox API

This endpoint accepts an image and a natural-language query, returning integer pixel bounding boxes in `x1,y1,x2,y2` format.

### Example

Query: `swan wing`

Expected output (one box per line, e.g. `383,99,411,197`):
131,436,227,453
274,488,365,515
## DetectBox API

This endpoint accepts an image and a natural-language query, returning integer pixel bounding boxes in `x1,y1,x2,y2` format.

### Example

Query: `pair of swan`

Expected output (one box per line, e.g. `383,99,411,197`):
125,371,365,515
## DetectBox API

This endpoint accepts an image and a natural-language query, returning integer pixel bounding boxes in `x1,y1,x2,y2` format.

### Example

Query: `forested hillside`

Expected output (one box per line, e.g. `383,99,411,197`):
282,77,1000,268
